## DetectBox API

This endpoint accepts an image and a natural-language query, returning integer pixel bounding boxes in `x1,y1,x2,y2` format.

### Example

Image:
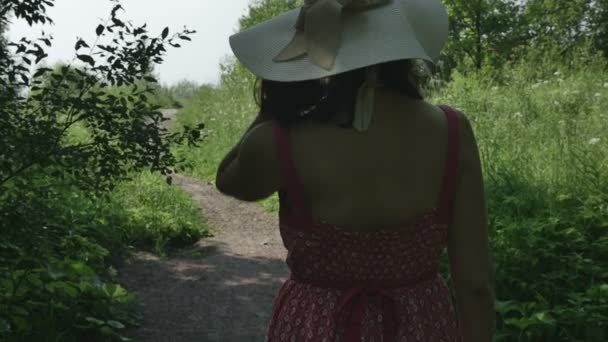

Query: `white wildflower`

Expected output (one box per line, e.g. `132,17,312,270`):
543,80,549,84
532,83,541,89
595,93,602,98
491,86,499,91
604,82,608,88
554,71,561,76
588,138,601,145
513,112,523,119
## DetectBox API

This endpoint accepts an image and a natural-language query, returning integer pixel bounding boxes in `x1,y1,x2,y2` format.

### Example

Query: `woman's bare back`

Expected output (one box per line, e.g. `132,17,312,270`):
287,87,452,232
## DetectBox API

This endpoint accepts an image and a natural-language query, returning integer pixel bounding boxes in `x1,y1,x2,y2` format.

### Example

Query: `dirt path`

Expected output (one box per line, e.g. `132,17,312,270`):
118,110,289,341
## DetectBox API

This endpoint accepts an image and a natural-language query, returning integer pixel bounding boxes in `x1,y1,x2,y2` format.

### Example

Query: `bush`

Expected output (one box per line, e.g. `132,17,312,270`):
0,168,208,341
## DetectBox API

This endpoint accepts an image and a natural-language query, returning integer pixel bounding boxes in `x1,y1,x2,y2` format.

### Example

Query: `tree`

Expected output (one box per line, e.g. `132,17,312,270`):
0,0,202,192
442,0,525,72
586,0,608,55
238,0,302,31
523,0,593,48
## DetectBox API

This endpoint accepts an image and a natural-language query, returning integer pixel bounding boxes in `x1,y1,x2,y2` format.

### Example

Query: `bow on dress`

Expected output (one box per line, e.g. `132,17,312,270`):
336,287,398,342
274,0,390,70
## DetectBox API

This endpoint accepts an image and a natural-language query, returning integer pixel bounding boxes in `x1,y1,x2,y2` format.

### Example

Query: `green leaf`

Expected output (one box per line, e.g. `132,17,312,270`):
33,67,52,78
102,283,128,299
47,264,66,280
70,261,96,277
533,312,555,325
75,39,90,50
505,317,536,331
96,24,105,36
107,320,125,329
26,273,43,287
162,27,169,39
85,316,105,326
77,54,95,66
100,326,115,335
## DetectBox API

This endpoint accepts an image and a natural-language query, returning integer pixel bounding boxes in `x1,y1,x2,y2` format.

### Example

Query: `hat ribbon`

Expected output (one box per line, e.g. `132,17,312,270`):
273,0,390,70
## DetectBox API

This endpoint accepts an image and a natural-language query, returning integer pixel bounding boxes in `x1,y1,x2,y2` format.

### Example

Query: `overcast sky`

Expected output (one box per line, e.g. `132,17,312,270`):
8,0,252,86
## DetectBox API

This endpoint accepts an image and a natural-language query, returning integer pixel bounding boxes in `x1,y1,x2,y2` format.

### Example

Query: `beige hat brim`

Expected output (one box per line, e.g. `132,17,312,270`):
229,0,448,82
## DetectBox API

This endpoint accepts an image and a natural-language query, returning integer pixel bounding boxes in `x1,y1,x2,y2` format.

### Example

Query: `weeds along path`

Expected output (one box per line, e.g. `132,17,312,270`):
119,110,289,341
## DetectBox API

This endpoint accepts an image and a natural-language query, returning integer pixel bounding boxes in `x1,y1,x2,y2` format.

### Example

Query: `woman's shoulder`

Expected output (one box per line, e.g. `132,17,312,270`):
433,105,478,171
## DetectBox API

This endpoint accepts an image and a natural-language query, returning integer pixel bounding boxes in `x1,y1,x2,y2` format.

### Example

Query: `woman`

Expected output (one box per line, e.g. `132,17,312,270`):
216,0,494,341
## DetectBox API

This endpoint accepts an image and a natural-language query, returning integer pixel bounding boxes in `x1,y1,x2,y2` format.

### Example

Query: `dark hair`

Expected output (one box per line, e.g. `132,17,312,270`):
257,59,426,127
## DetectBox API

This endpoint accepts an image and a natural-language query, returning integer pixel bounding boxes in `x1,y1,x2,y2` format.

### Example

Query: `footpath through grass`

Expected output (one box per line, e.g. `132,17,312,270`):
174,55,608,341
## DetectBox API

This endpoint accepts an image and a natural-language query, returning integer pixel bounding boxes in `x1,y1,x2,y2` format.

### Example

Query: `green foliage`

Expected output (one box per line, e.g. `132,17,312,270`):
440,0,608,75
1,4,199,191
238,0,302,31
443,0,524,72
433,56,608,341
0,170,208,341
0,173,129,341
147,80,207,109
112,171,208,254
0,1,206,340
160,80,206,108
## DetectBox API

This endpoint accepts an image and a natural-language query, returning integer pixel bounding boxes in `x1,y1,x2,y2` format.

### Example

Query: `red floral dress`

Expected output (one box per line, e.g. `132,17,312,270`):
266,106,463,342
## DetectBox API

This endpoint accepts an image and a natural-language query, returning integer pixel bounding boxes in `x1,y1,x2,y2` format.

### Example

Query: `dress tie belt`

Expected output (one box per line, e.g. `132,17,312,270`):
336,287,398,342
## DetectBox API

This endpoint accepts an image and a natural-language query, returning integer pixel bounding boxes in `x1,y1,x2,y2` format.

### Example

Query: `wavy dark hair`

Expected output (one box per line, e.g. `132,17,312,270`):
256,59,426,127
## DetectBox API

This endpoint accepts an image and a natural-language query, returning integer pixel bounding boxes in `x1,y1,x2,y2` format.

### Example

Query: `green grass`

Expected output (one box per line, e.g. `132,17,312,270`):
111,171,208,254
174,55,608,341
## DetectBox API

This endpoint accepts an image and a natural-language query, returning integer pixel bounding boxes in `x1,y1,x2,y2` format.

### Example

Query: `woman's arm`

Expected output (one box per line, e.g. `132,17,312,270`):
216,112,271,177
448,112,495,342
215,112,280,201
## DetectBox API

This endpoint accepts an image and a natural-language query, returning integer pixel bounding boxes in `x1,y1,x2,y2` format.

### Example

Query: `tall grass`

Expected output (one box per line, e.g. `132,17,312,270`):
433,59,608,340
174,54,608,340
112,171,209,254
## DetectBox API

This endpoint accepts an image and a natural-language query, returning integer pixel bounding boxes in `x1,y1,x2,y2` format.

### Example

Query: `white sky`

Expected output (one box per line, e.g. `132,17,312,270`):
7,0,252,86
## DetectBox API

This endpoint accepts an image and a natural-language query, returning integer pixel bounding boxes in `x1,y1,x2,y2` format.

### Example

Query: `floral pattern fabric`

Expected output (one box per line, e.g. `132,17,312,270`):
265,208,462,342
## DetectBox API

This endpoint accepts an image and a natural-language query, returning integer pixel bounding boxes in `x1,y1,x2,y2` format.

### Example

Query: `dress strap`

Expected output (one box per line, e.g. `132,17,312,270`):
272,122,311,219
437,105,461,225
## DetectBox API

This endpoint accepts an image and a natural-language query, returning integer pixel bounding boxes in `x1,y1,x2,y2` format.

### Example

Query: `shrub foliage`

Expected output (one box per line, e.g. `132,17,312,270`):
0,1,205,340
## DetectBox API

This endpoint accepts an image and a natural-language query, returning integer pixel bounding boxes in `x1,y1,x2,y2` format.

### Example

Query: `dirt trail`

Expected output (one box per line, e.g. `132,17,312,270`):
118,110,289,341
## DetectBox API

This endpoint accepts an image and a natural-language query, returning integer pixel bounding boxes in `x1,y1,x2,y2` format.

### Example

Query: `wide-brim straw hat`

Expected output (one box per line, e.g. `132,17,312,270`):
229,0,449,82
